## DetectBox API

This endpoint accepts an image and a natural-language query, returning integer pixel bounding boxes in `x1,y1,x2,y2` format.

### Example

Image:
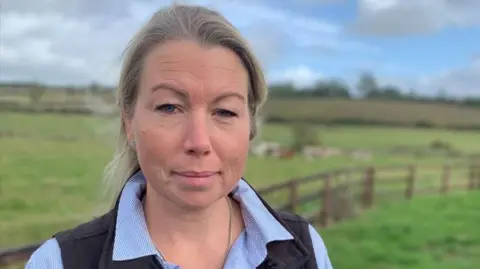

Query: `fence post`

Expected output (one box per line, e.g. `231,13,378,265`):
405,165,416,199
468,164,476,190
440,164,450,194
288,180,299,213
476,163,480,189
344,169,351,183
318,174,332,228
362,166,375,209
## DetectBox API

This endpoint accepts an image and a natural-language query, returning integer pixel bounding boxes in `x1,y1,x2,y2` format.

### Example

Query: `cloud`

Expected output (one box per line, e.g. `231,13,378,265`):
267,65,324,89
419,58,480,97
0,0,371,87
0,0,146,19
374,57,480,97
0,0,149,85
195,1,371,67
299,0,345,4
351,0,480,36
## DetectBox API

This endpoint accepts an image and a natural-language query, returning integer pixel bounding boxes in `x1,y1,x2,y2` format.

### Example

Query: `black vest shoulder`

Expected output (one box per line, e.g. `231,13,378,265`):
54,213,113,269
53,186,318,269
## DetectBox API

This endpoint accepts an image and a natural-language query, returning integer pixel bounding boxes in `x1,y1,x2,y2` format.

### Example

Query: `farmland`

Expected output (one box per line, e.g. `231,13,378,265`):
2,110,480,247
322,191,480,269
262,98,480,129
1,102,480,268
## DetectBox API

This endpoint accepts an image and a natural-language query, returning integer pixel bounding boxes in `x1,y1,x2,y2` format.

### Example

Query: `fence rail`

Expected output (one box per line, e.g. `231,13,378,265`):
2,161,480,267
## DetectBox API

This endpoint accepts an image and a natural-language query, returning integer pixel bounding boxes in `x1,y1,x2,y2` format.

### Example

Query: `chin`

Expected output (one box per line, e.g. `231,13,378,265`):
168,178,219,201
175,192,223,210
148,172,231,210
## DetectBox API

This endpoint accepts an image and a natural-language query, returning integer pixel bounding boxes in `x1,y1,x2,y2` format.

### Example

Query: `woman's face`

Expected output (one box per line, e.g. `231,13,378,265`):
125,40,251,210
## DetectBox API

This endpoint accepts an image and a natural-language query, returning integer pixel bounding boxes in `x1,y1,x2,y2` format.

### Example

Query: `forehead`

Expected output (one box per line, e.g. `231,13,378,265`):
140,40,249,93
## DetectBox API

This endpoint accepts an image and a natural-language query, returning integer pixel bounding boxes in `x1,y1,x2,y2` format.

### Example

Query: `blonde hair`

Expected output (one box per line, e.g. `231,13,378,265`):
102,3,268,206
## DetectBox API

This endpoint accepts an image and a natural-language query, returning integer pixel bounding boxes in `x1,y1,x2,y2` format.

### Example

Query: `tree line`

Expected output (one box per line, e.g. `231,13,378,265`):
269,71,480,109
1,71,479,108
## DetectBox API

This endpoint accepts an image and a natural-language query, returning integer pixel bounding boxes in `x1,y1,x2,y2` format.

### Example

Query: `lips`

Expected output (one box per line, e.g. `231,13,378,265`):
173,171,218,177
172,170,219,188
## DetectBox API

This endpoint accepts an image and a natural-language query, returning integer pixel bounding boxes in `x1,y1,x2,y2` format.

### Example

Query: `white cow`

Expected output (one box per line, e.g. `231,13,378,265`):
302,146,344,160
250,141,282,157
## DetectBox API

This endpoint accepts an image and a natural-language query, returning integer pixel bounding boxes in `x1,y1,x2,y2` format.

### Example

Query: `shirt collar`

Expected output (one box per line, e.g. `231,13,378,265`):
112,171,158,261
112,170,293,265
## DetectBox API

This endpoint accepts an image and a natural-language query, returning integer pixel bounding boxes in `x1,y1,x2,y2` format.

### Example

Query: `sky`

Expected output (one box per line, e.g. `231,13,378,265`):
1,0,479,97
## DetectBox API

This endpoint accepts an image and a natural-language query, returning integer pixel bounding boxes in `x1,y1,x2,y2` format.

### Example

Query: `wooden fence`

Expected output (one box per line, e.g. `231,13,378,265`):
258,161,480,227
1,161,480,267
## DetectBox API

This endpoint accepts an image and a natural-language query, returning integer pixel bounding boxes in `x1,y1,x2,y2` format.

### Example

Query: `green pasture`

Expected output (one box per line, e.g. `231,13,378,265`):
261,123,480,153
320,190,480,269
1,111,480,254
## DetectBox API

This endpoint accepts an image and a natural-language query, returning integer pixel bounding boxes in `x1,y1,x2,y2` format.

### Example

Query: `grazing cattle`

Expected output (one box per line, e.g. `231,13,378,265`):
349,150,373,161
250,141,282,157
302,146,344,160
278,149,296,159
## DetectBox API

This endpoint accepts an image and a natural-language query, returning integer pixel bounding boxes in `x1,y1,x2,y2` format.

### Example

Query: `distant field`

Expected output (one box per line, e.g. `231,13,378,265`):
261,123,480,153
321,191,480,269
2,89,480,129
263,98,480,128
2,111,480,249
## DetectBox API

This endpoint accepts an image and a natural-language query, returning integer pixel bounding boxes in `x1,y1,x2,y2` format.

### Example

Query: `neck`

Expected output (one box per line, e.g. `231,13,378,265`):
143,184,233,246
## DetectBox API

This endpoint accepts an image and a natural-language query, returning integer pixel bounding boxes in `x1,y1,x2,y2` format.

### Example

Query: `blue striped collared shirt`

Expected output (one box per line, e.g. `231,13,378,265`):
25,171,333,268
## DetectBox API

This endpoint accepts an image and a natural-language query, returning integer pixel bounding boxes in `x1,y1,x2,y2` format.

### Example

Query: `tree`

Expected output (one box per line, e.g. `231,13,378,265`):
28,84,46,106
435,88,448,102
368,84,404,100
356,71,378,98
269,83,296,97
312,78,351,98
88,82,102,95
290,122,320,152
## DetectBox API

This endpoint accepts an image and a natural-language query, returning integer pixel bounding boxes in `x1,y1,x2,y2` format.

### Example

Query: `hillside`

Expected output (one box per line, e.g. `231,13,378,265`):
262,98,480,129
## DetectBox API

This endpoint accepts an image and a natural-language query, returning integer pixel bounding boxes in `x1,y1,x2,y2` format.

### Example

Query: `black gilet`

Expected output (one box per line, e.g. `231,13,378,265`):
53,182,318,269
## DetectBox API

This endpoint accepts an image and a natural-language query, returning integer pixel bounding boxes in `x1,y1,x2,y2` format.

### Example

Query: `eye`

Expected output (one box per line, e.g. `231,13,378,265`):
215,109,238,118
155,104,178,114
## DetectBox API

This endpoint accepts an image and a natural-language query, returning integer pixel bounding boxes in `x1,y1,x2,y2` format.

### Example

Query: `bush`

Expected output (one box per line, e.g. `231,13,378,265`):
28,87,46,105
429,139,453,151
290,122,321,152
414,119,436,128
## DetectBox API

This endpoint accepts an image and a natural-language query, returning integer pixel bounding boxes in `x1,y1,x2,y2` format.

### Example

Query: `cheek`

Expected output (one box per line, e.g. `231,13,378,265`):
213,121,250,170
136,129,170,169
134,109,183,132
133,113,181,160
225,141,249,182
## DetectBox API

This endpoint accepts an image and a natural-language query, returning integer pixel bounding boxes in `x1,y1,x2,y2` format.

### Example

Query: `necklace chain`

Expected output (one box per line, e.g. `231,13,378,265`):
149,197,234,269
221,198,233,269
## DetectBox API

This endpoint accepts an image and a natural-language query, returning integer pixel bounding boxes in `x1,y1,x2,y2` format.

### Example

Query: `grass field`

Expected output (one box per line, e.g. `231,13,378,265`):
321,190,480,269
1,111,480,268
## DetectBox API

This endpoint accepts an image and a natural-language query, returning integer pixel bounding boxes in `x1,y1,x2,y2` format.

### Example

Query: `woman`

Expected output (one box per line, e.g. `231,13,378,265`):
26,4,333,269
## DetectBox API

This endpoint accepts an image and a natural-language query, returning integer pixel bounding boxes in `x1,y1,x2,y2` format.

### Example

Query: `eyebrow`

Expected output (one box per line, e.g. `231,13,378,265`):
151,83,189,101
150,82,246,103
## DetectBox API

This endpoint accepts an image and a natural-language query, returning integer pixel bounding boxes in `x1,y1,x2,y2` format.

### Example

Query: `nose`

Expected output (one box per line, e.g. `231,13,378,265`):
183,113,212,157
